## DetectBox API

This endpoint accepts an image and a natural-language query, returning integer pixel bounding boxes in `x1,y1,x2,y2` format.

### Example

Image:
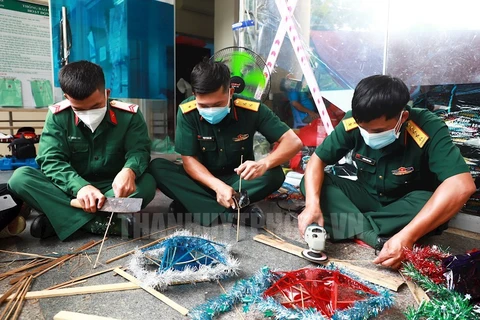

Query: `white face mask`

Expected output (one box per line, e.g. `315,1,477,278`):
74,94,108,133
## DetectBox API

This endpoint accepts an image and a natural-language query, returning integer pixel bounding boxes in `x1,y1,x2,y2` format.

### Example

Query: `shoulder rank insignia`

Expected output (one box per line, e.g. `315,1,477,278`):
48,99,71,114
179,100,197,114
110,100,138,113
406,120,429,148
342,117,358,131
234,98,260,112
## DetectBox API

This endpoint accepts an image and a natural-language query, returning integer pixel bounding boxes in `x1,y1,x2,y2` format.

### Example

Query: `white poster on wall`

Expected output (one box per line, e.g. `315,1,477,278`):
0,0,52,108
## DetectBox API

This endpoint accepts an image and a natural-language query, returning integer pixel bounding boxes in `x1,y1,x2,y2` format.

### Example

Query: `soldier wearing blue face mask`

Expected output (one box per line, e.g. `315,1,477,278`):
298,75,476,270
149,60,303,227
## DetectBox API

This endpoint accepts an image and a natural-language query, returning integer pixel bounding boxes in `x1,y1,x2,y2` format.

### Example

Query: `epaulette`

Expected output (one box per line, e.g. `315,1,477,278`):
234,98,259,112
48,99,71,114
342,117,358,131
406,120,429,148
179,100,197,114
110,100,138,113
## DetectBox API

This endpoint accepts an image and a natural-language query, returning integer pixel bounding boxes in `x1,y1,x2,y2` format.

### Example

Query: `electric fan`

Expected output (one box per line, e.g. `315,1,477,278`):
211,46,271,102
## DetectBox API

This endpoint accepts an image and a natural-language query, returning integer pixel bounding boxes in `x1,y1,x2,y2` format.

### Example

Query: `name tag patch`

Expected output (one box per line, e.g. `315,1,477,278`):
392,166,414,176
197,135,215,141
355,153,376,166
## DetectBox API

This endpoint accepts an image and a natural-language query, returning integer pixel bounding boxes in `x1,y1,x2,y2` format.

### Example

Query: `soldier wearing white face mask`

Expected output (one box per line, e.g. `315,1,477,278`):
299,75,476,270
8,61,156,240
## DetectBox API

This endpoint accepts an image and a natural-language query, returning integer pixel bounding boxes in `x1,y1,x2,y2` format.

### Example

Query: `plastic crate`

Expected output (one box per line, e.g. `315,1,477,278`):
0,157,39,170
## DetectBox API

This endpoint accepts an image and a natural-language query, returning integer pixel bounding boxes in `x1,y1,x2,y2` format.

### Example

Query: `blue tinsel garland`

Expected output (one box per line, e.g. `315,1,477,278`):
189,263,394,320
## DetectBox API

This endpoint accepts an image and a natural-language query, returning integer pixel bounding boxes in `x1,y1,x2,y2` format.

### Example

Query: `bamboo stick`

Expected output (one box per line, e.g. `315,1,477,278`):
262,227,285,242
11,276,32,320
106,225,179,250
236,155,243,242
9,240,100,285
218,280,244,320
0,259,49,281
33,240,102,280
0,249,57,260
105,237,166,264
56,279,87,289
94,213,114,269
0,276,31,320
0,279,22,306
46,266,120,290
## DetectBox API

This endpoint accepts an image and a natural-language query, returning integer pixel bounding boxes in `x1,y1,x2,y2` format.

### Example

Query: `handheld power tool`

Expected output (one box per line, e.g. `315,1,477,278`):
301,223,328,262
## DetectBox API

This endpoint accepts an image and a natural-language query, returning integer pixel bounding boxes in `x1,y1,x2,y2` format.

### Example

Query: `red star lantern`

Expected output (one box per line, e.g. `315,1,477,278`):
264,268,379,318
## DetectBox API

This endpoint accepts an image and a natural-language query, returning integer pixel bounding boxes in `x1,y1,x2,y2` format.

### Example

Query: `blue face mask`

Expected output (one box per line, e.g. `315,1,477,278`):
198,96,231,124
359,112,404,150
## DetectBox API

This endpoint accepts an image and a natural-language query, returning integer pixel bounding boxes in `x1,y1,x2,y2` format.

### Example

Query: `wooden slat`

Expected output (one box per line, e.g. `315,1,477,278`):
113,268,189,316
445,227,480,241
253,234,404,292
54,311,119,320
6,283,140,301
399,271,430,305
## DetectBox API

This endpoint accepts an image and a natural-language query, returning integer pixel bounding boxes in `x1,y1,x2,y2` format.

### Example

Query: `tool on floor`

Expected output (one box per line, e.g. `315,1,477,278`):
301,223,328,262
70,197,142,213
0,194,18,211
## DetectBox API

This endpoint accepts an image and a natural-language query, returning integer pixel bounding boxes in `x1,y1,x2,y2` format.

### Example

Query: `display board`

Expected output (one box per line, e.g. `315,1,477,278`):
0,0,53,108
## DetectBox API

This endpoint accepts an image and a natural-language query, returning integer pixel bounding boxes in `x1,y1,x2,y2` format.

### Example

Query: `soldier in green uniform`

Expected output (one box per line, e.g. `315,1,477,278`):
149,61,302,227
299,75,476,269
8,61,156,240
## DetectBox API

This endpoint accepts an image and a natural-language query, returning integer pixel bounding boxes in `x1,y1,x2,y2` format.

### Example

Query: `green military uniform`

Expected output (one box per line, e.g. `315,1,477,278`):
300,106,470,240
150,94,290,226
8,99,156,241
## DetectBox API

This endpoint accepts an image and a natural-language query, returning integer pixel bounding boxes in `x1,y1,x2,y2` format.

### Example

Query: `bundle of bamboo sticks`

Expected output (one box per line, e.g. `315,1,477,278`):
0,240,102,320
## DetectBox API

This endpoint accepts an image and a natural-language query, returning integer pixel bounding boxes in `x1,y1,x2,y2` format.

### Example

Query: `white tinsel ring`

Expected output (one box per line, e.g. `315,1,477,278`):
128,229,240,290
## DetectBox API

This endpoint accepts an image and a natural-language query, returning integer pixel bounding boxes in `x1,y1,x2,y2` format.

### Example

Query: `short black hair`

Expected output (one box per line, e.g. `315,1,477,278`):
59,60,105,100
352,75,410,123
191,60,231,94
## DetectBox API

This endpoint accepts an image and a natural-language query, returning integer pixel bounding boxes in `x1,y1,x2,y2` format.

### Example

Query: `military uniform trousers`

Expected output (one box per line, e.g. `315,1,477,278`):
8,166,157,241
149,158,285,226
300,173,433,240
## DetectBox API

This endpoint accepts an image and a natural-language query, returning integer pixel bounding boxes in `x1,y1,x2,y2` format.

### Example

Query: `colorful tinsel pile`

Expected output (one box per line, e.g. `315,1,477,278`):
402,246,480,320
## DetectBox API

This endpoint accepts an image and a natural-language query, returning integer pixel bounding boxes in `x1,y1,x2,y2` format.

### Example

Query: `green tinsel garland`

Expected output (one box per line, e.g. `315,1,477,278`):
402,262,479,320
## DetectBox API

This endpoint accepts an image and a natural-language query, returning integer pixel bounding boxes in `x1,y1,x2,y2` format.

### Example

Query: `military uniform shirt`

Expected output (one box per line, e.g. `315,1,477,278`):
175,94,290,175
315,106,470,204
36,99,151,196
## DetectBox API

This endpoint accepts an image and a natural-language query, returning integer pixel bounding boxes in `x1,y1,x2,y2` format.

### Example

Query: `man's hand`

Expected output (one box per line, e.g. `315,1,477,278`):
234,160,268,181
76,185,105,213
373,233,414,269
298,205,324,238
112,168,136,198
213,182,236,209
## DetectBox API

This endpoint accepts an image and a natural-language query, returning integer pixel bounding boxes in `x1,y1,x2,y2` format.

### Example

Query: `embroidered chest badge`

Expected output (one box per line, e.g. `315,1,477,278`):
392,166,414,176
233,133,249,142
